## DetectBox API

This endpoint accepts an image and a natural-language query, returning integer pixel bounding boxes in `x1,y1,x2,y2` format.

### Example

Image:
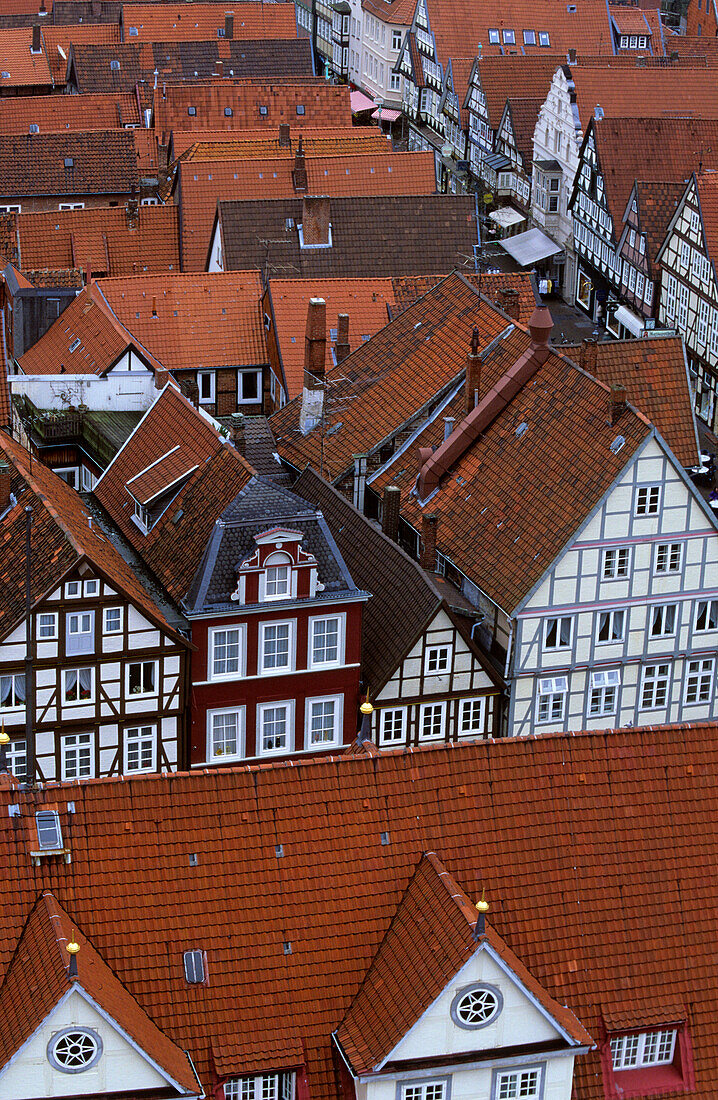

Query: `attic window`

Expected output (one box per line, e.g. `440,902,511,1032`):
259,105,268,115
610,435,625,454
183,949,205,984
523,29,536,43
515,421,529,437
64,157,74,168
224,106,233,116
29,123,39,133
488,28,500,42
452,983,502,1028
188,106,197,116
538,30,550,45
0,71,9,79
35,810,63,851
128,25,138,34
296,104,305,115
48,1028,102,1073
68,337,81,352
110,59,120,69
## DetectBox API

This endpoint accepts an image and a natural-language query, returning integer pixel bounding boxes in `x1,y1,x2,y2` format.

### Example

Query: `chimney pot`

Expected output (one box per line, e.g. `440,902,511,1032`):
528,305,553,347
335,312,350,363
465,325,482,416
609,383,627,426
443,416,455,441
382,485,401,541
224,10,234,38
302,195,330,246
420,513,439,571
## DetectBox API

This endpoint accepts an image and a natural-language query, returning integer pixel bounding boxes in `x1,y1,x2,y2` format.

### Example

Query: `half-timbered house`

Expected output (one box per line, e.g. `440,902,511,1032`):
0,430,190,784
612,181,682,336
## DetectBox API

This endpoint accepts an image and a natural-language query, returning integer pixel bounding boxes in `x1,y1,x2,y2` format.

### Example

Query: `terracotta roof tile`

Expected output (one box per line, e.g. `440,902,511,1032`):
469,55,564,129
608,5,656,35
0,130,138,199
362,0,416,26
0,26,53,87
570,65,718,127
390,272,536,325
696,171,718,262
41,21,120,80
629,180,684,269
0,89,140,131
122,2,297,42
184,129,388,160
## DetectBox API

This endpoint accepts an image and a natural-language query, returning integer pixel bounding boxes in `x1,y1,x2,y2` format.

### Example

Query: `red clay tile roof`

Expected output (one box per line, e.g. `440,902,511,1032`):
670,33,718,58
469,56,565,130
336,852,591,1075
41,21,120,80
3,725,718,1096
391,272,537,325
0,892,199,1093
0,90,140,131
696,170,718,261
93,384,254,600
13,204,180,277
503,96,544,167
608,4,655,35
155,81,352,139
626,180,684,270
179,147,434,270
0,26,53,87
444,56,473,128
564,336,699,466
0,130,138,199
571,64,718,127
122,1,297,41
362,0,416,25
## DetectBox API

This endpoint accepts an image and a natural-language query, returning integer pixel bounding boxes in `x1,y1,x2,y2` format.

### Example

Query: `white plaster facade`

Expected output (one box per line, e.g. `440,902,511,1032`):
359,8,406,108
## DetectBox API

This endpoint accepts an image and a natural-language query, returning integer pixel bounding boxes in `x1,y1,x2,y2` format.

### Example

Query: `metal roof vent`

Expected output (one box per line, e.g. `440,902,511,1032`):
594,104,604,121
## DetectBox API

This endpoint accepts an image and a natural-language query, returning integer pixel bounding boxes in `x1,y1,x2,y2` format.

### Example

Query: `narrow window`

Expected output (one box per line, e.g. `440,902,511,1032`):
35,810,63,850
183,949,205,983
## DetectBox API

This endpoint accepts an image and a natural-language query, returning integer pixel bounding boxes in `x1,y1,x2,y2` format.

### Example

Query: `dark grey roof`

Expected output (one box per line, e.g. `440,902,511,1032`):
185,475,364,613
217,415,288,481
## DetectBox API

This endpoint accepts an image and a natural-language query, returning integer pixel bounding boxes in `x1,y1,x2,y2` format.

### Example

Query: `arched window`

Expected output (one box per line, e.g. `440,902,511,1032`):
264,552,292,600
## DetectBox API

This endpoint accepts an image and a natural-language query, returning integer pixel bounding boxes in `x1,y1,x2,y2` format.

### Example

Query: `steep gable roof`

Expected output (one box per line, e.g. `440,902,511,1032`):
0,26,53,88
627,179,684,270
122,2,296,42
696,170,718,261
570,64,718,128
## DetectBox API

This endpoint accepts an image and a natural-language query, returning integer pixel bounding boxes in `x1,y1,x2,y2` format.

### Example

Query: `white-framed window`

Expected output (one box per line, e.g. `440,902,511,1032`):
66,610,95,655
610,1030,676,1070
37,612,58,639
602,547,631,579
134,499,150,532
8,738,27,780
650,603,677,637
425,644,450,673
59,202,85,210
379,707,406,745
124,724,157,772
419,701,446,740
81,466,97,491
309,614,343,668
597,609,625,644
257,700,294,755
494,1066,542,1099
640,663,670,709
65,580,81,598
536,676,567,724
538,30,550,45
392,29,402,49
695,599,718,632
589,669,620,717
458,697,486,736
543,616,572,650
635,485,661,516
502,28,515,43
523,28,536,44
684,657,714,704
56,467,79,489
126,660,157,697
209,626,244,680
239,369,261,404
306,694,343,747
35,808,62,849
83,578,99,597
207,707,245,761
262,553,292,601
655,542,682,574
0,673,25,710
197,371,215,404
104,606,123,634
61,732,94,780
260,620,294,674
224,1074,295,1100
402,1081,448,1100
488,28,500,42
63,667,94,704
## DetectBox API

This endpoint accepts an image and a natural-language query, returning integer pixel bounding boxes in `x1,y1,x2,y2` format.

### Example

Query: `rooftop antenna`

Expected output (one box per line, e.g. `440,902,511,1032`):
473,888,489,939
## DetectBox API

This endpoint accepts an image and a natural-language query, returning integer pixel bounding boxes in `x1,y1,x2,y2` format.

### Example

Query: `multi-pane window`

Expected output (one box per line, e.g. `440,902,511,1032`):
127,661,156,696
259,703,291,754
66,611,94,654
211,628,242,678
602,547,630,579
651,604,677,637
379,707,405,745
544,616,572,649
425,645,450,673
124,725,156,772
261,623,291,672
307,697,340,746
589,669,620,716
37,612,58,639
402,1082,446,1100
684,658,714,704
225,1074,294,1100
695,599,718,632
459,697,485,736
496,1067,541,1098
597,609,625,643
61,732,93,780
611,1030,676,1070
655,542,682,574
183,949,205,984
311,616,340,666
640,663,670,709
536,676,567,724
63,667,93,704
635,485,660,516
419,702,445,740
7,738,26,780
104,607,122,634
209,709,243,759
264,561,290,599
0,673,25,710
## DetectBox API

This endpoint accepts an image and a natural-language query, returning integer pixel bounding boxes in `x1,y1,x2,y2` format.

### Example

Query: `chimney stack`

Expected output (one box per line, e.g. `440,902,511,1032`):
292,136,307,193
528,304,553,347
382,485,400,541
0,465,11,512
180,378,200,409
215,59,223,78
443,416,455,441
498,286,519,320
31,23,41,51
278,123,291,147
154,368,170,390
151,295,158,317
567,47,577,64
302,195,330,246
126,188,139,230
464,325,481,416
335,312,350,363
609,383,627,426
229,412,245,454
579,337,598,374
299,298,326,434
224,10,234,39
420,513,439,571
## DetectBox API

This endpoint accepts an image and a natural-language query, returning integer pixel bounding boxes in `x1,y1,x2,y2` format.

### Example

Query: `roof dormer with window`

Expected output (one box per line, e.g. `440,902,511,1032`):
600,1021,694,1098
231,528,323,606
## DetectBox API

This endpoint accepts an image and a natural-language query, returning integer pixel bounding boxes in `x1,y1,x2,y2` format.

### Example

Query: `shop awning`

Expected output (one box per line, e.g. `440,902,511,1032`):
497,227,562,267
350,90,376,113
614,304,645,337
372,107,400,122
488,207,525,229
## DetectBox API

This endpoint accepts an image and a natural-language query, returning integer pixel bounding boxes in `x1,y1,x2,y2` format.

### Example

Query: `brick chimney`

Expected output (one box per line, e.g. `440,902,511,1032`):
567,47,577,64
278,123,291,147
579,337,598,374
229,411,245,454
464,325,481,416
0,465,11,512
126,189,139,230
292,135,307,193
31,23,41,52
224,10,234,39
302,195,330,246
382,485,401,541
609,383,627,426
215,59,224,78
335,312,350,363
498,286,519,320
154,368,170,390
420,513,438,571
299,297,326,434
180,377,200,408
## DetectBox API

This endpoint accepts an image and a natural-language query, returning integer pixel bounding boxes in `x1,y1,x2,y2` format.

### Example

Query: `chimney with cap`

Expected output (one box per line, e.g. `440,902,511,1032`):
420,513,439,571
278,123,291,147
224,11,234,38
335,312,350,363
126,189,139,230
579,337,598,374
31,23,41,52
229,412,245,454
154,368,170,390
302,195,331,246
609,383,627,426
180,377,200,409
464,325,481,416
292,136,307,192
498,286,519,320
382,485,401,541
299,297,326,434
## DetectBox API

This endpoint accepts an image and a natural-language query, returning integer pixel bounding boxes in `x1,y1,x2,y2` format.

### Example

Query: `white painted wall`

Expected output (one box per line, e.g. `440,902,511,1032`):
10,373,160,412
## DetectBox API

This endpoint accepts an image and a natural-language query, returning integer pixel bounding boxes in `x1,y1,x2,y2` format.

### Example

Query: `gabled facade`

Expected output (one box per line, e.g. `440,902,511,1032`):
569,119,620,326
612,181,682,336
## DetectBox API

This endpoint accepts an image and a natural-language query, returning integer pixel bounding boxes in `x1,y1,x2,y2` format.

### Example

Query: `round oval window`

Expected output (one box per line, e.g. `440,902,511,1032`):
47,1028,103,1073
451,984,502,1028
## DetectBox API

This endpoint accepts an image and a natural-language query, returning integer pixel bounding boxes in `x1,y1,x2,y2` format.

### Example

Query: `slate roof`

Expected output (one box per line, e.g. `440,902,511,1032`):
564,336,700,467
3,724,718,1098
10,204,180,276
154,81,352,137
186,475,361,613
122,2,297,41
0,90,140,131
93,384,254,601
0,131,138,199
0,26,53,87
217,195,479,281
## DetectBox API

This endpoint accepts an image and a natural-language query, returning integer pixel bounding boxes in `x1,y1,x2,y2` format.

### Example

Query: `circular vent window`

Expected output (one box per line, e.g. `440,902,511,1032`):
451,984,503,1029
47,1028,103,1073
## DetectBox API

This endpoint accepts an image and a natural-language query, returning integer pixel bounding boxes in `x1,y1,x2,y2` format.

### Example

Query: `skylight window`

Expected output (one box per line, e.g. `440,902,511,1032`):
64,157,74,168
296,104,305,115
523,29,536,43
128,25,138,34
68,337,81,352
110,59,120,70
224,106,233,116
188,106,196,116
29,123,39,133
259,105,268,115
610,435,625,454
488,28,500,42
35,810,63,851
538,31,550,45
183,950,205,983
502,28,515,43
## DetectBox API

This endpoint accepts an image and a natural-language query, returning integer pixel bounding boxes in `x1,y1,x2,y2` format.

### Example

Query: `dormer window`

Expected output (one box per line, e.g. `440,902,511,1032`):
35,810,63,851
264,553,291,600
611,1030,676,1070
225,1073,295,1100
605,1026,689,1097
134,500,150,532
